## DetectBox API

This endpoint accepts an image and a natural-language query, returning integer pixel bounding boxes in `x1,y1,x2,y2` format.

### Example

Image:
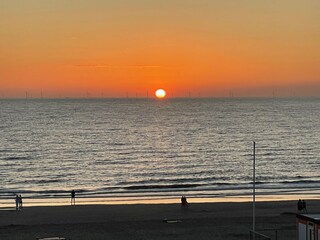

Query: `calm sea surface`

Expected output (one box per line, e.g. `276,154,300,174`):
0,98,320,202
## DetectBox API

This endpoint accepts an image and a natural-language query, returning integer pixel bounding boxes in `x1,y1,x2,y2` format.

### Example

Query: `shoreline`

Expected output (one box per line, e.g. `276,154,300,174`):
1,193,319,209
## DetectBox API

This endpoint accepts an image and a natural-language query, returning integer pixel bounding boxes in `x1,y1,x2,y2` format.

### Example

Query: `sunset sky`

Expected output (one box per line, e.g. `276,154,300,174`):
1,0,319,98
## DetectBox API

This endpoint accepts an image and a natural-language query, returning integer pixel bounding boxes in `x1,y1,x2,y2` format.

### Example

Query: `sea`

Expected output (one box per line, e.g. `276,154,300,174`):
0,98,319,206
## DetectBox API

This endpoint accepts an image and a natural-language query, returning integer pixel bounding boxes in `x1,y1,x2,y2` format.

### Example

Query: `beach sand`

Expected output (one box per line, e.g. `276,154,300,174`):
1,199,319,240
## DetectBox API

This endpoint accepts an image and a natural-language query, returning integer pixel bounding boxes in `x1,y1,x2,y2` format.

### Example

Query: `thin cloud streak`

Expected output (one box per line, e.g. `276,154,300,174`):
66,64,162,69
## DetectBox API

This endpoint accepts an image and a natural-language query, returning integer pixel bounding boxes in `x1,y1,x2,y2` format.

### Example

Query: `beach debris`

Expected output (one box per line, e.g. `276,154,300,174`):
37,237,67,240
163,218,182,223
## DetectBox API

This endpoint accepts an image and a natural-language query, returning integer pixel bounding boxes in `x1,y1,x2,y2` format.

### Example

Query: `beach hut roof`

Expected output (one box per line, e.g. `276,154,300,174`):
296,214,320,224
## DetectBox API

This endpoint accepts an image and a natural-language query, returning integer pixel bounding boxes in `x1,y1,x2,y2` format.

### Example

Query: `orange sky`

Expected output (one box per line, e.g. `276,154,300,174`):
1,0,319,98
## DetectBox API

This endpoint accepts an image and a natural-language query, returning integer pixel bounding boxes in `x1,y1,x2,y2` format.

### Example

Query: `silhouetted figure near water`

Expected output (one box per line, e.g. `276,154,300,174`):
302,200,307,212
19,195,23,210
15,195,23,210
71,190,76,205
297,199,303,211
297,199,307,212
15,195,19,210
181,196,189,208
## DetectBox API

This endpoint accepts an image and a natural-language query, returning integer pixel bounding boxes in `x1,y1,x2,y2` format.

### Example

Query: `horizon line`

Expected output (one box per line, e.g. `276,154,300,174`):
1,96,320,100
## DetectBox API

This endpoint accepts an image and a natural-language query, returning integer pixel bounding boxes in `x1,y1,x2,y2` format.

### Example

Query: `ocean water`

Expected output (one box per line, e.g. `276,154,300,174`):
0,98,320,203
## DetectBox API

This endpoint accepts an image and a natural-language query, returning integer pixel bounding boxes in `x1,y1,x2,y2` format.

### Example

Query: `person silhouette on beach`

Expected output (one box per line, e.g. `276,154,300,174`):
19,195,23,210
302,200,307,212
297,199,303,211
15,194,19,210
181,196,189,208
71,190,76,205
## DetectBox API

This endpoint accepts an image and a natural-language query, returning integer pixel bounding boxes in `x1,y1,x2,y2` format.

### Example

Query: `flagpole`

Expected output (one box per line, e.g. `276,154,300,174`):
253,141,256,237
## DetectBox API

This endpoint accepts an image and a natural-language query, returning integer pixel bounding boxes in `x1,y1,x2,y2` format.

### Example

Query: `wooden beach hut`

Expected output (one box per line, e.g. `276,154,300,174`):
297,214,320,240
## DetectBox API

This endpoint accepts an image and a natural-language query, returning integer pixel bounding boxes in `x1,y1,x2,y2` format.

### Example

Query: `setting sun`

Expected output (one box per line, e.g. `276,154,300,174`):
155,89,166,98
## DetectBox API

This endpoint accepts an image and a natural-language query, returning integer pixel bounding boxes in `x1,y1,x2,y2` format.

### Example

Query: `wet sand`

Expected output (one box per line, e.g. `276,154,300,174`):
1,200,319,240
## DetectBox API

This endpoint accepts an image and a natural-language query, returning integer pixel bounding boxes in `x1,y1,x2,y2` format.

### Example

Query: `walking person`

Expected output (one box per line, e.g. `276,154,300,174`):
302,200,307,213
297,199,303,211
15,194,19,210
19,195,23,210
71,190,76,205
181,196,189,209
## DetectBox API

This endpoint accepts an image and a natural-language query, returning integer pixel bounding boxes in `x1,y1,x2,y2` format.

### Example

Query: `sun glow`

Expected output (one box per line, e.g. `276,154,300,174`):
155,89,166,98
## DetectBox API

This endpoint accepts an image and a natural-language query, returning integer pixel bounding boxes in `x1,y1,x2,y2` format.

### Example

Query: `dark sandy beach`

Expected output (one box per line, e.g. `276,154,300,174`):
1,199,319,240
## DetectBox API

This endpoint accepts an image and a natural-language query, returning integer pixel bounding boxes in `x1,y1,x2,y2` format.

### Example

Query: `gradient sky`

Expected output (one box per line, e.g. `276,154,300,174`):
1,0,319,98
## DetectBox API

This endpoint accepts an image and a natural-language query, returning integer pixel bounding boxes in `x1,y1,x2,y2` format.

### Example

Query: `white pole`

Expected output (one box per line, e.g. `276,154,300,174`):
253,141,256,237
